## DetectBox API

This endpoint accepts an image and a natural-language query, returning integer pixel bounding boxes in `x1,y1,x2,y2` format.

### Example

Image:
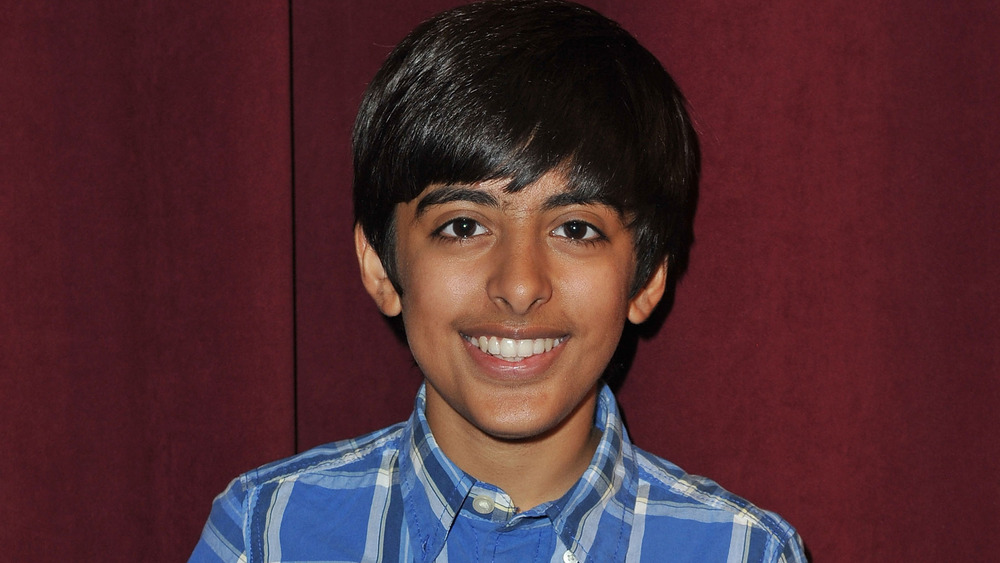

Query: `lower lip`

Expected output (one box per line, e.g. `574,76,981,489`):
462,337,568,382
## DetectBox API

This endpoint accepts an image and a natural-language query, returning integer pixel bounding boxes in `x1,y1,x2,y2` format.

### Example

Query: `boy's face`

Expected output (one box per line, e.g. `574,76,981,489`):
356,171,666,444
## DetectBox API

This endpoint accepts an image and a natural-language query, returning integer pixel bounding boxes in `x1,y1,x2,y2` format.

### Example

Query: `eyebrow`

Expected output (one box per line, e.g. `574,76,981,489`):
540,191,611,212
413,183,617,218
414,186,500,218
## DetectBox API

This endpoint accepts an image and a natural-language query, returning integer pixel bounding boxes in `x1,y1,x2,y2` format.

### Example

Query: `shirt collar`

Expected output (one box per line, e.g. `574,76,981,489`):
545,383,636,561
398,382,637,563
398,385,474,563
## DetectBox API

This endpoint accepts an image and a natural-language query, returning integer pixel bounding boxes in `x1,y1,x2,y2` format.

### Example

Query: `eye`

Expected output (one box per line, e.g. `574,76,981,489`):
552,220,604,241
435,217,488,239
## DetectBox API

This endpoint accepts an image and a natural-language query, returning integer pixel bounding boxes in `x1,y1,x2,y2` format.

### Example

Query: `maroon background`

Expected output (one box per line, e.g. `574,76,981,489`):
1,2,294,560
3,1,998,561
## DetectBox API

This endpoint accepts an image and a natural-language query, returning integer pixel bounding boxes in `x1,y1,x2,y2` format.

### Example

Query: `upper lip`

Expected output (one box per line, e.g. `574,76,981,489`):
459,323,568,341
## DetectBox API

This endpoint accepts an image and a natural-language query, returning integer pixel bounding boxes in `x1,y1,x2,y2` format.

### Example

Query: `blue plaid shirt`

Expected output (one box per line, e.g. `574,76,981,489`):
191,384,805,562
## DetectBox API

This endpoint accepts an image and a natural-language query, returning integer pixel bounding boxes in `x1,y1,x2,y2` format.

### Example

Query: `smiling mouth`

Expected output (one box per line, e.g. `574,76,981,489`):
463,334,566,362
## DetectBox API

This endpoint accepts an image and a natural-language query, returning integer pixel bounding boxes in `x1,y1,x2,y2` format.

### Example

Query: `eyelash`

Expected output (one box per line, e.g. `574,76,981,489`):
433,218,606,244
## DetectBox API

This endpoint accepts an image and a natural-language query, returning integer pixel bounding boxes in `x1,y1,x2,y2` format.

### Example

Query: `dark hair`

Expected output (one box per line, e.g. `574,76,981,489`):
353,0,699,296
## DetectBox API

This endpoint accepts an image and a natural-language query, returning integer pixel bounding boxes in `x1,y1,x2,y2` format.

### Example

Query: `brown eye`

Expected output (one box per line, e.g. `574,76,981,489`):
553,220,602,241
437,217,487,238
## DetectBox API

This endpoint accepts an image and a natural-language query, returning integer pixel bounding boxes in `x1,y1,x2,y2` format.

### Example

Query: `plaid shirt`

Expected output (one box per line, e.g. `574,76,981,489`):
191,384,806,562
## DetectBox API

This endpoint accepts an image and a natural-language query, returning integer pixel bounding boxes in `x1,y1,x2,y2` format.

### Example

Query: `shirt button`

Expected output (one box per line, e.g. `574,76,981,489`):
472,495,495,514
563,550,579,563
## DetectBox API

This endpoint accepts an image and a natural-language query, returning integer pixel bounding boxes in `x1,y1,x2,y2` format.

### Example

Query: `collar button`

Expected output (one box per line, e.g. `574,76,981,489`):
472,495,495,514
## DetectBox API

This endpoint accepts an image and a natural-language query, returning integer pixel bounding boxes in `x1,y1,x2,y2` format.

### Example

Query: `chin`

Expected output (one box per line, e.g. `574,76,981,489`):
472,405,570,442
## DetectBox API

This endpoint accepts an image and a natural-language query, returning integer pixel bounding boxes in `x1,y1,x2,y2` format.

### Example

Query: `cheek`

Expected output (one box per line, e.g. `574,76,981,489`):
401,257,478,323
557,262,631,326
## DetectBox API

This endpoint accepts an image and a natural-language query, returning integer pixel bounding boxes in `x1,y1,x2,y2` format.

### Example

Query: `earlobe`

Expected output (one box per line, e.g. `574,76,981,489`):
627,262,667,324
354,224,402,317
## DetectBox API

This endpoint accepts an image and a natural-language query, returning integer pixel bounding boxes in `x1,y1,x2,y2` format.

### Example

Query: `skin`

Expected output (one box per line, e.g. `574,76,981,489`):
355,171,666,510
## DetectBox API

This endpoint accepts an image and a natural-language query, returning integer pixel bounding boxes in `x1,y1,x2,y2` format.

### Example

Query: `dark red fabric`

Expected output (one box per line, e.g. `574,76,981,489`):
3,1,997,560
1,2,294,560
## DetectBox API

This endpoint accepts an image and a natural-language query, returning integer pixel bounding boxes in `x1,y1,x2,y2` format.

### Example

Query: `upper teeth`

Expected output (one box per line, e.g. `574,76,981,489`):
466,335,564,362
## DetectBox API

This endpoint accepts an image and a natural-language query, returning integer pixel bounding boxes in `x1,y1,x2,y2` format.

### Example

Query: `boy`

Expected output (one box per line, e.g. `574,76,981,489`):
191,1,806,561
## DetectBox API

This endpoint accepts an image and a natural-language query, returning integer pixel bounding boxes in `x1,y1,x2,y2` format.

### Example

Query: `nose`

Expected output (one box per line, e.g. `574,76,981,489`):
486,237,552,315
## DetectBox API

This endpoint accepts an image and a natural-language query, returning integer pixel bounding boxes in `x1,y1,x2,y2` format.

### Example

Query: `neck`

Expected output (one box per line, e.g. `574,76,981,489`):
426,385,602,511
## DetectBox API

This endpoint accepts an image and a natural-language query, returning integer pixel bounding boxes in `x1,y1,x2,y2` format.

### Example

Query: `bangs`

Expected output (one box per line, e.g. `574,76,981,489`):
355,3,655,208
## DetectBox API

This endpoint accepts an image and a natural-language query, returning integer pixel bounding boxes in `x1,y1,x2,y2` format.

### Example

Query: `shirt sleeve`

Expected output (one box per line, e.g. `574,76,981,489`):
188,477,250,563
777,529,809,563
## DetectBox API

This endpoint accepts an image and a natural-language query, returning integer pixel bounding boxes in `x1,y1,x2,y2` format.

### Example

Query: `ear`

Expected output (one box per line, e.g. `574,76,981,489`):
627,262,668,324
354,224,402,317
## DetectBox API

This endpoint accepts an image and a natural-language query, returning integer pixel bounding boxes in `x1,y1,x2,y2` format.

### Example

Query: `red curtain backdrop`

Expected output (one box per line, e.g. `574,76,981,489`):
1,2,294,560
2,1,997,561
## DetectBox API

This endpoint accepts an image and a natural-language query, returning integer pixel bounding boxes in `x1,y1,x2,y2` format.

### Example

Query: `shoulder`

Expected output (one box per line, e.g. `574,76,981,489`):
628,446,806,562
631,447,796,538
229,421,408,502
191,423,408,562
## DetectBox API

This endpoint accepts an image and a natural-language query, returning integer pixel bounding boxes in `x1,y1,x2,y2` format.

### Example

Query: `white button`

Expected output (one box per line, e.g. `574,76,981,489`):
563,550,579,563
472,495,494,514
